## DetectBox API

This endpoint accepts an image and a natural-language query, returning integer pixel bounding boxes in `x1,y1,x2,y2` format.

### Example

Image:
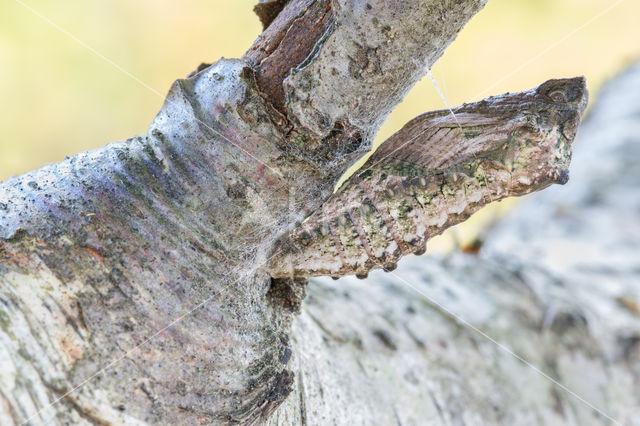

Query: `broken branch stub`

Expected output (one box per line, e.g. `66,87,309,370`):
254,0,289,29
268,77,588,279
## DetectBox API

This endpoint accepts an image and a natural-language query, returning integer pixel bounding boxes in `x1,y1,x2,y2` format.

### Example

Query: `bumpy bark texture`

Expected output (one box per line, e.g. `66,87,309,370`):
0,1,491,424
268,62,640,425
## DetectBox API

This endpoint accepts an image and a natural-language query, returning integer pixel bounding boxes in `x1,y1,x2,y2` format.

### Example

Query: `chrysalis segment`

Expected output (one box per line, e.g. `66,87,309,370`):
354,198,397,264
372,184,419,250
333,211,369,274
269,77,588,279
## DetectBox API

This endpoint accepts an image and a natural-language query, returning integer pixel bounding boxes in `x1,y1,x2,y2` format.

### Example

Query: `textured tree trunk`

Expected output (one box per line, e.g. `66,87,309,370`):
2,1,633,425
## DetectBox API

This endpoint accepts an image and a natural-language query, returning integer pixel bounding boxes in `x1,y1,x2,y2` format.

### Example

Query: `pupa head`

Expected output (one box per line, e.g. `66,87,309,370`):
505,76,588,192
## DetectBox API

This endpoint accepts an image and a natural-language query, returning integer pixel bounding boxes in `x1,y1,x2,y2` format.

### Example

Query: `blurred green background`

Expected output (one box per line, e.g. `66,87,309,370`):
1,0,639,251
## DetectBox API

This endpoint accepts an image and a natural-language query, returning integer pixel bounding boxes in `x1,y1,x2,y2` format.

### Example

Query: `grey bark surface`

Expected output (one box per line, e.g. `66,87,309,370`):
0,1,490,424
269,62,640,425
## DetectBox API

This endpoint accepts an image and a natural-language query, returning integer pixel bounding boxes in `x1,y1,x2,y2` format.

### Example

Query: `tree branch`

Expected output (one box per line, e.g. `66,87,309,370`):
243,0,488,183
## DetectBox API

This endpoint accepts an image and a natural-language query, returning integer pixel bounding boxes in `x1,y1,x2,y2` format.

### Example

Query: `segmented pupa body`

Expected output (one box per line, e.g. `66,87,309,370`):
269,77,588,278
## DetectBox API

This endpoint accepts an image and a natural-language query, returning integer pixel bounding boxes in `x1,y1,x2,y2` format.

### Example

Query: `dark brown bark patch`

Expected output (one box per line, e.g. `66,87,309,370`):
267,277,307,314
254,0,289,30
244,0,335,113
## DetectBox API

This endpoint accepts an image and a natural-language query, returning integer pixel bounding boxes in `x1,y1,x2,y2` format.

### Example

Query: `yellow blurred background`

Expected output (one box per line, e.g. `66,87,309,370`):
1,0,639,252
